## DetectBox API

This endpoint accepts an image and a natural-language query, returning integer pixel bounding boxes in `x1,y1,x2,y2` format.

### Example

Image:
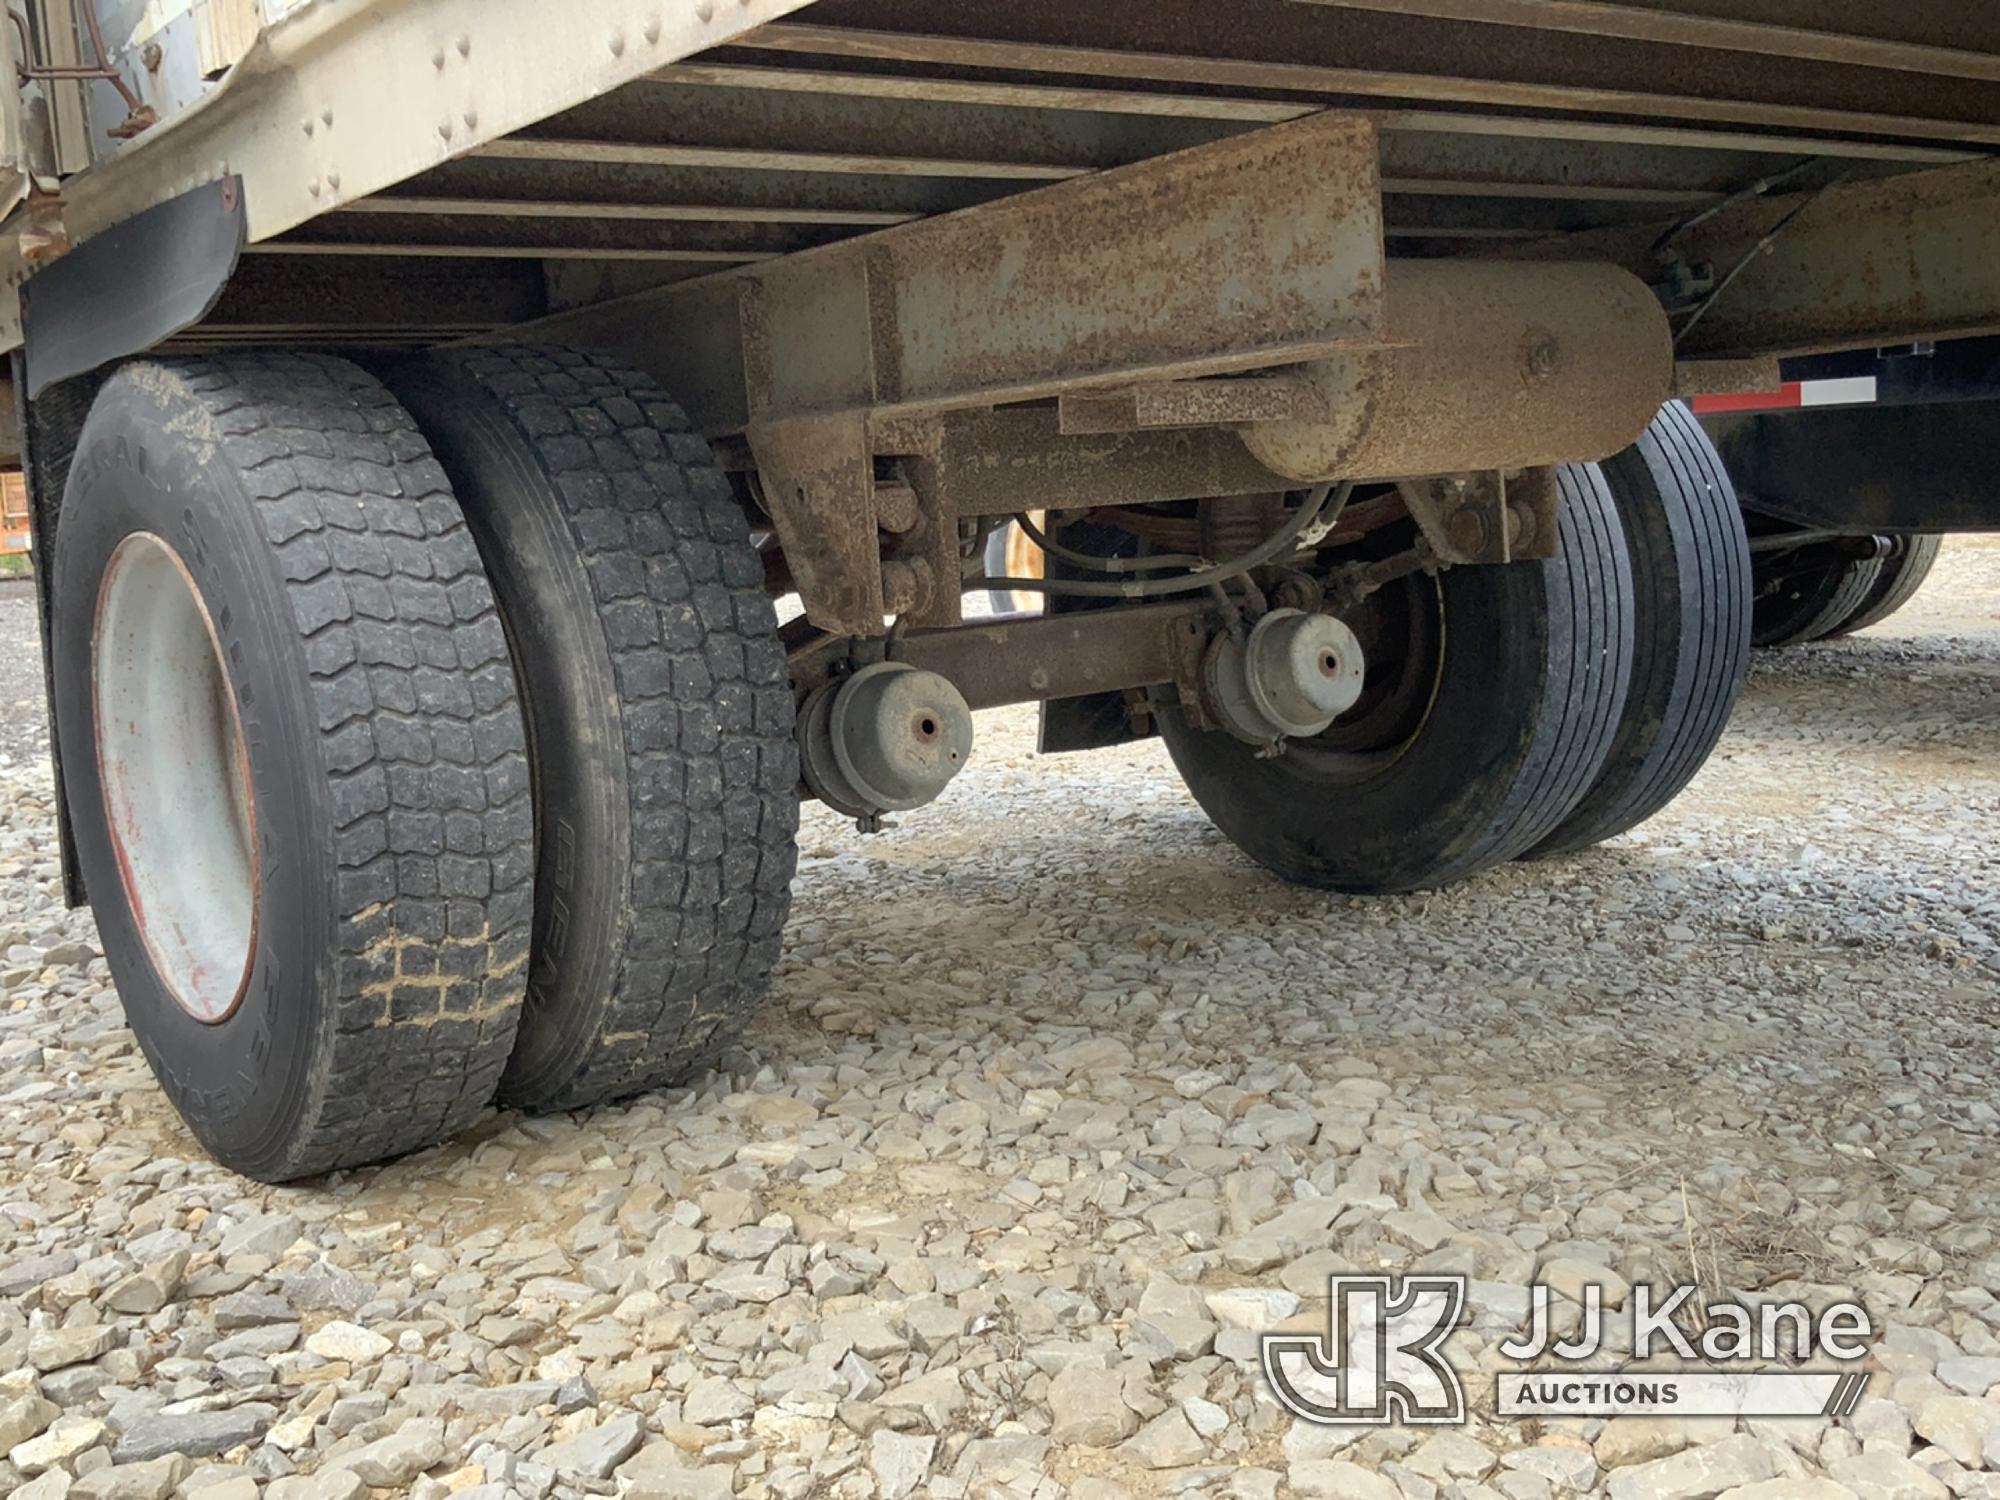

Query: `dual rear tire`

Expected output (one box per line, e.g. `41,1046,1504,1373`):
54,350,796,1180
1750,532,1941,647
56,365,1759,1172
1162,402,1753,891
54,355,536,1181
1827,535,1942,637
389,348,799,1112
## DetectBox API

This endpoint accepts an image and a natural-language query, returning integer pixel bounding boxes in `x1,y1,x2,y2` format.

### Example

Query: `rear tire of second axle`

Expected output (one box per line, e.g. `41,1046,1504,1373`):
1158,465,1636,892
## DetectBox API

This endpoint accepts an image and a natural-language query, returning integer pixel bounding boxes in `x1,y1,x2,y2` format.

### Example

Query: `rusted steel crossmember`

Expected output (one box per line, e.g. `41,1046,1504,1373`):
644,109,1385,433
789,601,1213,715
525,112,1387,632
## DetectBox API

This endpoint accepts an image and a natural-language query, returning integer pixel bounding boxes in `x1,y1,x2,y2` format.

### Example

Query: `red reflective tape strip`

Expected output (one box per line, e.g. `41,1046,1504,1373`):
1690,382,1803,414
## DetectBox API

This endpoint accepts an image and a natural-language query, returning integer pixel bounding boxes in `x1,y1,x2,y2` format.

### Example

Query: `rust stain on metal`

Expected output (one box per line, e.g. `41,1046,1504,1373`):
1243,259,1671,481
745,411,886,633
789,599,1216,713
1522,157,2000,358
631,109,1390,430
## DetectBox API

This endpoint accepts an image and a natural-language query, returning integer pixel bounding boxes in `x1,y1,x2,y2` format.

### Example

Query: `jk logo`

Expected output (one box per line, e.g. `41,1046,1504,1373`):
1261,1274,1468,1425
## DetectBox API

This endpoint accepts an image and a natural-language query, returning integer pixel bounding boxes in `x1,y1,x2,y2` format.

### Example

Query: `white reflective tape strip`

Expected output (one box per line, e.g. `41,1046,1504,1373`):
1799,376,1879,406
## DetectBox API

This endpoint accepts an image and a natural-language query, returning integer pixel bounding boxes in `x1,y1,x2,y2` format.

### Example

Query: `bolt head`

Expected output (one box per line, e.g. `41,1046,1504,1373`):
1447,508,1489,555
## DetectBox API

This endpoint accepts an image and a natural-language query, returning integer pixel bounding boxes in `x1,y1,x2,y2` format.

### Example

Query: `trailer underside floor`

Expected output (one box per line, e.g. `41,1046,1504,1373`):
145,0,2000,363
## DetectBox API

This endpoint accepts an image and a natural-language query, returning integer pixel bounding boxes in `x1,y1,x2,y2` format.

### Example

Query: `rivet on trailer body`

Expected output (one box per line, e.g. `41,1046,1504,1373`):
695,0,715,21
438,117,454,140
431,47,446,70
643,16,662,44
320,108,333,127
463,110,477,131
456,34,470,57
607,29,626,56
326,170,340,191
301,118,313,136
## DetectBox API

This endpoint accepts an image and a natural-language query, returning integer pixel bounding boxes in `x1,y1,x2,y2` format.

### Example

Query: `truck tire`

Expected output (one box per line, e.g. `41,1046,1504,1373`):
387,347,799,1113
50,354,533,1182
983,517,1044,614
1158,464,1634,893
1824,534,1942,637
1751,550,1883,647
1529,403,1750,857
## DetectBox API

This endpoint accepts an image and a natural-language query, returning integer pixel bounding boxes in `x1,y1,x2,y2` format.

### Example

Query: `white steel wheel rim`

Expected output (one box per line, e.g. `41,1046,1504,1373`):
93,532,260,1024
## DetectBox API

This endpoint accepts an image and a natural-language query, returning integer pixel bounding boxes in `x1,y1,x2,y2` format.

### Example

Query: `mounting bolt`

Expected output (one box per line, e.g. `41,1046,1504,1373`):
873,481,921,535
880,559,934,616
1272,573,1323,613
1447,507,1489,557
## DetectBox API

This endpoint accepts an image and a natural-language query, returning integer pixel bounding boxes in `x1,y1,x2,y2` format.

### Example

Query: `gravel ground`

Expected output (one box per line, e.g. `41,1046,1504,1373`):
0,539,1994,1500
0,582,47,764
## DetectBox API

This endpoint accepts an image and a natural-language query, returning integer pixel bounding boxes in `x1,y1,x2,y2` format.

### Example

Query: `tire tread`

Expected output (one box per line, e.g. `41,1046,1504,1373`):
151,352,533,1178
1532,401,1752,856
411,346,799,1111
1826,534,1942,637
1752,550,1883,647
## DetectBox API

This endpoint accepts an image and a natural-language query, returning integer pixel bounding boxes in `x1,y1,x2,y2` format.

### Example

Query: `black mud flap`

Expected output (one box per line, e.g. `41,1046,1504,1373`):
21,176,245,397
